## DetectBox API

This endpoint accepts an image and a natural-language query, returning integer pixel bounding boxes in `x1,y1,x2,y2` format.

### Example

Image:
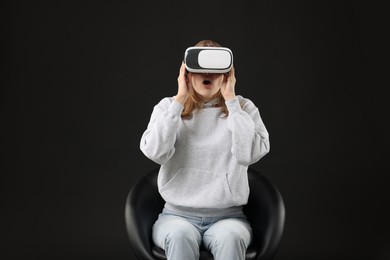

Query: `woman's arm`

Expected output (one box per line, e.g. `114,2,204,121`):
140,63,190,164
226,97,270,166
140,98,183,165
221,67,270,165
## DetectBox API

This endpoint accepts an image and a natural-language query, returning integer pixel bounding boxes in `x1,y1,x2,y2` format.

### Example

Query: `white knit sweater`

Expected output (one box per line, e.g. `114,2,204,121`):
140,95,270,217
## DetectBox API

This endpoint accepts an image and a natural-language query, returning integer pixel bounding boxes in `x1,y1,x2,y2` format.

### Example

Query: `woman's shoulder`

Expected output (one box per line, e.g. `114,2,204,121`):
155,96,176,108
236,95,257,109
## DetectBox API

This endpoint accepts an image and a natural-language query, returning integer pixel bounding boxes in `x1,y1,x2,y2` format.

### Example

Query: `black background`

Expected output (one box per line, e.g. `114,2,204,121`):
2,1,389,259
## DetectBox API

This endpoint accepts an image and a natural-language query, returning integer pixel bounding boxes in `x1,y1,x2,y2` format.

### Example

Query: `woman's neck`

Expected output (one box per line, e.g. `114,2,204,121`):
199,92,221,103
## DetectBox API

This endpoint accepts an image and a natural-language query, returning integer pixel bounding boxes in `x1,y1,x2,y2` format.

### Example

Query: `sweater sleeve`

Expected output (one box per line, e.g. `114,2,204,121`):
226,96,270,166
140,97,184,165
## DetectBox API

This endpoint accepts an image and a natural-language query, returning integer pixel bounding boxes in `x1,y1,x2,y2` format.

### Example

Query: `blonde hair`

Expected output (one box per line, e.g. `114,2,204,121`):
181,40,229,119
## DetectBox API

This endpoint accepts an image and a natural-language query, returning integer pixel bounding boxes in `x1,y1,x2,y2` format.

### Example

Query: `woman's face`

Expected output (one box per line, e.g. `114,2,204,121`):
189,72,225,103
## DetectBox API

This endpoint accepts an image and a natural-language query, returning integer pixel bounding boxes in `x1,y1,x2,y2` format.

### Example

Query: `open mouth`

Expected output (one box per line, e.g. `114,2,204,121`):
203,80,212,86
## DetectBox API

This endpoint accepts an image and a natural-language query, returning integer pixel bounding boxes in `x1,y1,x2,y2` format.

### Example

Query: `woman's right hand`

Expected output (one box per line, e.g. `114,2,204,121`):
175,62,191,105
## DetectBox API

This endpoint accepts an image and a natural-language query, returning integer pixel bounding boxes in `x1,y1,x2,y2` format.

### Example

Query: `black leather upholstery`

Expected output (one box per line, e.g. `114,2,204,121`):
124,168,285,260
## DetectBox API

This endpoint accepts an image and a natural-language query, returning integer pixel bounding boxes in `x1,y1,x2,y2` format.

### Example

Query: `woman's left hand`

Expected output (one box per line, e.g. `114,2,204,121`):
221,66,236,101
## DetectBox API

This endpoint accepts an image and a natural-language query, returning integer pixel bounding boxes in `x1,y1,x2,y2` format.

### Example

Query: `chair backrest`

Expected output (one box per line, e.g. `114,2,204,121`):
125,168,285,260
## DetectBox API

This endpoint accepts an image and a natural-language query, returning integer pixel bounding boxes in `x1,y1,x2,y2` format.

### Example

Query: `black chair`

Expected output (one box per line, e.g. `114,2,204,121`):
124,167,285,260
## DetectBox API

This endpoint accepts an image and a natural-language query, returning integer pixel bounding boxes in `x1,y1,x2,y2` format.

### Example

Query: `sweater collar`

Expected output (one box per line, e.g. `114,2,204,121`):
202,98,220,108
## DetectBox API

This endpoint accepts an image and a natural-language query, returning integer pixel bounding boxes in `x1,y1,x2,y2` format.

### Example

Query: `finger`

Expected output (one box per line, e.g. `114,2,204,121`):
229,66,235,78
179,64,188,83
180,62,186,74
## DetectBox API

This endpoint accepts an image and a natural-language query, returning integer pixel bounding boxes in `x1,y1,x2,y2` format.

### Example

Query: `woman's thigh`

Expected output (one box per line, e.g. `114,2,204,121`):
202,218,252,249
152,213,202,250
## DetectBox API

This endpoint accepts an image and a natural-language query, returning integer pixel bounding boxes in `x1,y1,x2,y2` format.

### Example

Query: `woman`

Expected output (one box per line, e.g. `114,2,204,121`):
140,40,270,260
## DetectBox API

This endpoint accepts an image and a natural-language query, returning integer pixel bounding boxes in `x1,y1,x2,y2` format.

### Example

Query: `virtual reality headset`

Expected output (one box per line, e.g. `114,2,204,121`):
184,47,233,73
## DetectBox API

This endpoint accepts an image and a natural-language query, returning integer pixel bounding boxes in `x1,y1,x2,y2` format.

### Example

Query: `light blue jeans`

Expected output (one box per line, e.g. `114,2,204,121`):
152,207,252,260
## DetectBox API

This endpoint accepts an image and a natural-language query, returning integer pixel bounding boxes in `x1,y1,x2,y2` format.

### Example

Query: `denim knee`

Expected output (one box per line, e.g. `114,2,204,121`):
153,215,202,260
203,218,252,260
211,228,248,248
165,222,200,247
